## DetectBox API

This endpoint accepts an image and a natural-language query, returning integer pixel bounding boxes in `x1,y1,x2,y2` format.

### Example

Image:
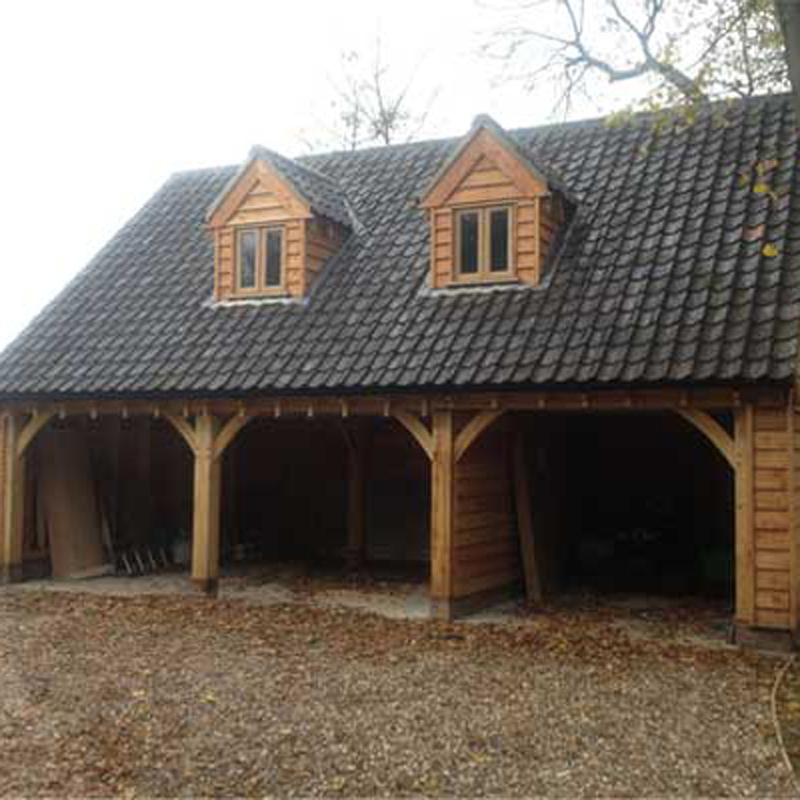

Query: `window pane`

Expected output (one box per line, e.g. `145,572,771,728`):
265,229,283,287
238,230,257,288
459,212,479,274
489,209,509,272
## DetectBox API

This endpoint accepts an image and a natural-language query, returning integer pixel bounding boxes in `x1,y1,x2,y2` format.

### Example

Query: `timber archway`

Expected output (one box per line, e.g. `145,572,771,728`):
674,409,736,470
0,388,796,644
393,409,511,618
671,404,797,635
162,412,254,593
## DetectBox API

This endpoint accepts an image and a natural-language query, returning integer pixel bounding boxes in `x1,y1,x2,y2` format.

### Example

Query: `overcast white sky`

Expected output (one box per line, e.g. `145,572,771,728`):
0,0,637,349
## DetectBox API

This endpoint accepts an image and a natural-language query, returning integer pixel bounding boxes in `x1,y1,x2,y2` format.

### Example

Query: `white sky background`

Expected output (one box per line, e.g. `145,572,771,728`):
0,0,645,349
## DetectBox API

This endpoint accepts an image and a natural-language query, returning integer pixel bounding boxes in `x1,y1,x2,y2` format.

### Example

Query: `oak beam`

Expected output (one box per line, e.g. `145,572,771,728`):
675,409,736,469
393,411,434,460
0,385,789,422
454,410,503,462
164,412,198,456
212,414,252,462
16,410,56,458
191,414,221,594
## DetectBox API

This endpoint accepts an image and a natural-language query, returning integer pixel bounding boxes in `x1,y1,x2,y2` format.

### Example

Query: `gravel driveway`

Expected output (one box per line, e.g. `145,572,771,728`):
0,588,795,797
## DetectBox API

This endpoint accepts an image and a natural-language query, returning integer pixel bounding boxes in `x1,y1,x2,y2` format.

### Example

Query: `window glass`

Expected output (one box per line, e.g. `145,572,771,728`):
489,208,510,272
459,212,479,274
238,230,257,288
265,229,283,287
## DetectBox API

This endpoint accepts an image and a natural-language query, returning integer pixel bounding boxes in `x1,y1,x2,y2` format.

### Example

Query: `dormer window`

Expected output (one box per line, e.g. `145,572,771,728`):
420,114,573,290
207,149,352,302
456,206,513,281
236,226,285,294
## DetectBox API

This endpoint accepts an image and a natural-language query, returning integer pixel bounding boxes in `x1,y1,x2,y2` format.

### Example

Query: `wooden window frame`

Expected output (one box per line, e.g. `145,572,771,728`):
234,225,287,297
453,205,515,284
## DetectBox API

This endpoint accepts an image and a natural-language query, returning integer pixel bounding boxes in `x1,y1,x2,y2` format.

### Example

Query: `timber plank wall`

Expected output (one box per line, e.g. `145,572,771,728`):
751,405,797,629
452,425,521,599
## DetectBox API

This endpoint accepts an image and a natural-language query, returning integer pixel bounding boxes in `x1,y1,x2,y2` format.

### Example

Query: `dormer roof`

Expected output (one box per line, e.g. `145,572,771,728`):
419,113,575,208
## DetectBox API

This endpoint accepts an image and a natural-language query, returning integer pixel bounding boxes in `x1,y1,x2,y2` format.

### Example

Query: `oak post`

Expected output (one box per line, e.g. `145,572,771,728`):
512,430,542,606
430,410,455,618
1,415,25,583
191,414,222,594
734,405,755,626
345,430,366,569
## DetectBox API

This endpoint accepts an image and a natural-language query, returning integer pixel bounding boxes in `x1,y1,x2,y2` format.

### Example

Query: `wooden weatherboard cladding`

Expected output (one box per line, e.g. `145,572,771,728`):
208,159,346,301
421,124,565,290
743,404,799,630
452,422,520,599
732,402,800,633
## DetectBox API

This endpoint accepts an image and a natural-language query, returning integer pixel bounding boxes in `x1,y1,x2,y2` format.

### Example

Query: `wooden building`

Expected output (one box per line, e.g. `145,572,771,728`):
1,97,800,643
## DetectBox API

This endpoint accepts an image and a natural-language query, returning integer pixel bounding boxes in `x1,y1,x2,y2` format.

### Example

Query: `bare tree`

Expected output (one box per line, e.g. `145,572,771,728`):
300,38,438,152
775,0,800,113
483,0,788,116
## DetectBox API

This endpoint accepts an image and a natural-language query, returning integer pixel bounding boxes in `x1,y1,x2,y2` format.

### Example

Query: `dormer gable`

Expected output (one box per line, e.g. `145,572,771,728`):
420,115,573,289
207,149,351,301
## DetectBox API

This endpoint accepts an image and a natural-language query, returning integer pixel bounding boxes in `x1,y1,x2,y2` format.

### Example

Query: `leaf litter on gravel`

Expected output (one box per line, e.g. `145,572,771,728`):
0,588,795,798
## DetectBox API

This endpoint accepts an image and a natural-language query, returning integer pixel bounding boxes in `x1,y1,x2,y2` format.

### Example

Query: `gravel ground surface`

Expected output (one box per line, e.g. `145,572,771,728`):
0,586,795,798
776,658,800,792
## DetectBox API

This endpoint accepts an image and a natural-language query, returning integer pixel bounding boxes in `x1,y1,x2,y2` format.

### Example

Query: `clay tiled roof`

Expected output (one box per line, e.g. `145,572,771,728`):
1,94,799,399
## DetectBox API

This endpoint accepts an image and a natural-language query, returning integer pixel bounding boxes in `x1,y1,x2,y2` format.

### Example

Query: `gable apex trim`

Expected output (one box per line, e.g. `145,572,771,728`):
206,157,312,229
419,115,573,208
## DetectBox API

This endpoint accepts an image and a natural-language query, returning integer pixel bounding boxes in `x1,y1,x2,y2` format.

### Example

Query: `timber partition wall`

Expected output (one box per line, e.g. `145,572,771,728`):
0,388,797,641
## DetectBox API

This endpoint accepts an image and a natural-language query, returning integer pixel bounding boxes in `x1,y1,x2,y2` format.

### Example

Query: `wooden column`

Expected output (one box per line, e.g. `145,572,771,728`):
512,430,543,606
0,415,25,583
191,414,222,594
734,405,755,627
345,431,366,569
136,417,152,541
430,410,455,618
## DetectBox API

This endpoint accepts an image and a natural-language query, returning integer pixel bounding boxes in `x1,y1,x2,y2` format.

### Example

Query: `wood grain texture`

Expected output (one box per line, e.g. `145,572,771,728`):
16,411,56,458
676,408,736,468
38,428,106,579
0,415,26,578
738,403,797,630
451,426,520,599
342,425,366,565
393,412,434,460
430,411,454,599
208,161,311,229
512,431,542,605
735,405,755,625
422,126,554,290
420,129,547,210
306,218,347,288
191,414,221,590
211,160,318,301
